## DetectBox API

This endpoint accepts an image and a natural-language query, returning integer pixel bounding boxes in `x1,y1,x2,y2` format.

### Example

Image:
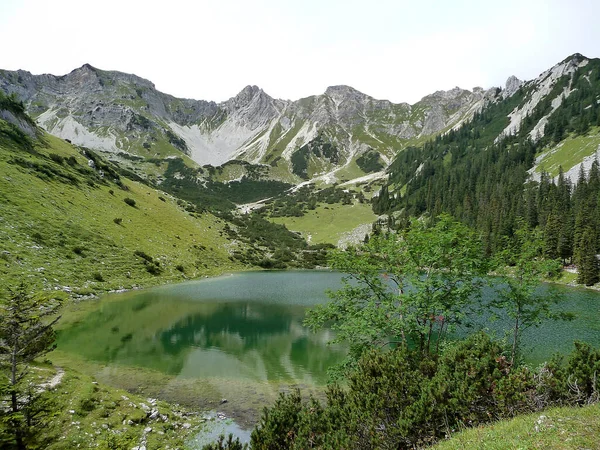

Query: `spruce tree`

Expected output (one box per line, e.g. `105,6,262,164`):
577,227,600,286
544,212,561,260
0,284,61,450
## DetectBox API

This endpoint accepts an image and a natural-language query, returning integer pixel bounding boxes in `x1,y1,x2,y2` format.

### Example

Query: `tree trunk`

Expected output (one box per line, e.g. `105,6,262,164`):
11,337,25,450
511,316,520,367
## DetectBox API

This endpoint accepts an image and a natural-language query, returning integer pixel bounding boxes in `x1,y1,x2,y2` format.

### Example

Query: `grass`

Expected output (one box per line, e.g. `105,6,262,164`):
270,201,376,245
434,403,600,450
534,128,600,176
558,269,578,285
0,131,243,295
27,364,203,449
332,159,371,184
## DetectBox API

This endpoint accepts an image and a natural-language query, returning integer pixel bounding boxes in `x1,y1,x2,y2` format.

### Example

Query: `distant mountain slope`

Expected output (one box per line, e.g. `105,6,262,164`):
374,53,600,263
0,64,497,184
0,92,245,293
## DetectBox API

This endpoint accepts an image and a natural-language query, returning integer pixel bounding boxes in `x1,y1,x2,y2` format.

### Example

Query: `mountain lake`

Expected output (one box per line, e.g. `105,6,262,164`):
53,270,600,445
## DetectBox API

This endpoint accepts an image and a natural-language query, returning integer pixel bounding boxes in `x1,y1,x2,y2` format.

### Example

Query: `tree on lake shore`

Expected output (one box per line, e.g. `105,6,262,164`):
304,214,488,370
491,224,571,365
0,283,61,450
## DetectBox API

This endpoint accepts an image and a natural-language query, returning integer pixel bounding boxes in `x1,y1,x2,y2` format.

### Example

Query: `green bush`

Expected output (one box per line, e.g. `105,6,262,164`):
541,341,600,406
249,333,544,449
65,155,78,166
123,197,136,207
73,246,85,255
145,263,162,275
133,250,153,263
203,434,248,450
92,273,104,282
48,153,64,165
31,232,44,244
113,217,122,225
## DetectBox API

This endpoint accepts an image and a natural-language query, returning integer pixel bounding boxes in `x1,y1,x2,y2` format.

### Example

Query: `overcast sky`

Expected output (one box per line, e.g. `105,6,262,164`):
1,0,599,104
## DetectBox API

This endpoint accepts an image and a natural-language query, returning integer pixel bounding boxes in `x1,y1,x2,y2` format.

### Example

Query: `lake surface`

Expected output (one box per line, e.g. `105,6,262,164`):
55,270,600,428
55,271,347,426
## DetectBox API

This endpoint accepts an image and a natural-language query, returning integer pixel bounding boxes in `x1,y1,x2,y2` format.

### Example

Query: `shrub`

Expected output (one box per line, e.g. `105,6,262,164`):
48,153,64,165
31,232,44,244
249,333,538,449
134,250,153,263
124,197,136,207
113,218,122,225
79,395,98,412
203,434,248,450
73,246,85,255
134,250,162,275
145,263,162,275
65,155,78,166
175,264,185,273
92,272,104,282
540,341,600,406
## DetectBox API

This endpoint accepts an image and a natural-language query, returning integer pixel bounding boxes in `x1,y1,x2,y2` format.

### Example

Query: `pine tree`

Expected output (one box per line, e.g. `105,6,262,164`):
544,212,561,260
556,167,574,263
577,227,600,286
0,283,61,450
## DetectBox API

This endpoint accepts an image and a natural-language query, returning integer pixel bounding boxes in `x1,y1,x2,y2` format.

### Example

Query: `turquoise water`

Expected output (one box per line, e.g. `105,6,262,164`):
55,270,600,432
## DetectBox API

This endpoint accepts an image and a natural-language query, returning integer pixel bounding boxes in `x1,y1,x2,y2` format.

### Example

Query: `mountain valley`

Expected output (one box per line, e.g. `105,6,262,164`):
2,52,600,449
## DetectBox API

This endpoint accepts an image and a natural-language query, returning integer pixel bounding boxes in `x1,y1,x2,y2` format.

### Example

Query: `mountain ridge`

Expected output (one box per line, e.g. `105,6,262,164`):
0,63,499,179
0,53,595,188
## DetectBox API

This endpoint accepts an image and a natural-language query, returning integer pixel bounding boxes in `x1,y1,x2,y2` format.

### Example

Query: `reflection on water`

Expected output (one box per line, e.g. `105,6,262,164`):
57,271,346,387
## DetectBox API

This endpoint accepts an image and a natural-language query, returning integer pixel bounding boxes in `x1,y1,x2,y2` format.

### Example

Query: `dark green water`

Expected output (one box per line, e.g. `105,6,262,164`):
57,271,347,388
56,271,600,407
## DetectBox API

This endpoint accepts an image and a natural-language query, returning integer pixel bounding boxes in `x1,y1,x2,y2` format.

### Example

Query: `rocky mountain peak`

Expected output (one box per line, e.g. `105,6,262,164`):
221,85,282,132
73,63,97,73
227,85,273,108
68,65,157,91
563,52,587,66
423,87,469,102
502,75,522,99
325,85,370,103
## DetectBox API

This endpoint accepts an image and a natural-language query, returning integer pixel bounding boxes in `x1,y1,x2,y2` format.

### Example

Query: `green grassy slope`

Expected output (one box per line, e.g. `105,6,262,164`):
533,127,600,176
270,202,376,245
434,403,600,450
29,365,202,450
0,129,243,295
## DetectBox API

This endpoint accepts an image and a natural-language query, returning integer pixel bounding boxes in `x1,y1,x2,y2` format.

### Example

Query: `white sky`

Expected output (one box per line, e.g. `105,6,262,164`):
1,0,599,104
